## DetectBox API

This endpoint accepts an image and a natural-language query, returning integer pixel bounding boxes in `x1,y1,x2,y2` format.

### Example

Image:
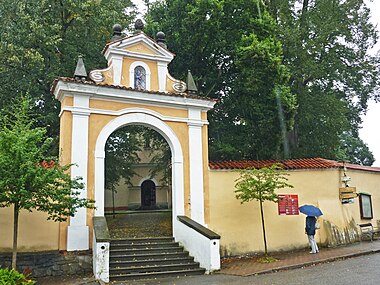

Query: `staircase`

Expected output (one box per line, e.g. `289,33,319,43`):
109,237,205,281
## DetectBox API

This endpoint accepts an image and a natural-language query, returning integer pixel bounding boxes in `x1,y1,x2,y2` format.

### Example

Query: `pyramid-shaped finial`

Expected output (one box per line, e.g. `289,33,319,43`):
187,70,198,93
74,56,87,80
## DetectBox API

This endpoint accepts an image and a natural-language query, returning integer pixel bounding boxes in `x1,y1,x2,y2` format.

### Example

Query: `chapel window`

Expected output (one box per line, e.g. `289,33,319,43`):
134,66,146,90
359,193,373,219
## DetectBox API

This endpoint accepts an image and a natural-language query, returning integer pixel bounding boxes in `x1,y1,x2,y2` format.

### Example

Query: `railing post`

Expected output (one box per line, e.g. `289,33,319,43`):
93,217,110,283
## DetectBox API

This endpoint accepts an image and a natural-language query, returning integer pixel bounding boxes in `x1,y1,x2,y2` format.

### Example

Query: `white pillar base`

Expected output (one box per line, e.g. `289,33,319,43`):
67,225,89,251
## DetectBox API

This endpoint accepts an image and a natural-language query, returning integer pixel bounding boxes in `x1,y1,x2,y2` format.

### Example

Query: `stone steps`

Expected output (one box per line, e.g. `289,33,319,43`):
109,237,205,281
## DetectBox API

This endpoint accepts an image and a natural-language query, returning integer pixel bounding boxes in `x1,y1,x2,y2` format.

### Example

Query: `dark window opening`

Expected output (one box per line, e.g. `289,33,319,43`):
359,193,373,219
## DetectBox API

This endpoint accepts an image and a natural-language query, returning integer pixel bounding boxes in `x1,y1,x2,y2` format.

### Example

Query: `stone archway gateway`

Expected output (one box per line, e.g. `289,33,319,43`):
52,22,220,280
94,111,186,224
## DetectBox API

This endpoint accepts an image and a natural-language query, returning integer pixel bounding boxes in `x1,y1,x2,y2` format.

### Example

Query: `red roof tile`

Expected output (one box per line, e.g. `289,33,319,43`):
209,158,380,173
51,77,215,102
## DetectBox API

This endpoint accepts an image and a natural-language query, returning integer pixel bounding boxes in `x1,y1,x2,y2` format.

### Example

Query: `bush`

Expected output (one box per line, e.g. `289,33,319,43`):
0,268,35,285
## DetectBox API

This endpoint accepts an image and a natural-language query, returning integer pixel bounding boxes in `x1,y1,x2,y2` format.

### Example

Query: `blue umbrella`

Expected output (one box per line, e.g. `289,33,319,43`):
299,205,323,217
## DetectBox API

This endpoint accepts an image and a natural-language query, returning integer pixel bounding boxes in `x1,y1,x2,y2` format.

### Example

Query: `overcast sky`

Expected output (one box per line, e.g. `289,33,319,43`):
359,0,380,166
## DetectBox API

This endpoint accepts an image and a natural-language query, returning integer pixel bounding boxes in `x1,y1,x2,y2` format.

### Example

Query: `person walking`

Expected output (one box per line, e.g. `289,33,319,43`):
305,215,319,254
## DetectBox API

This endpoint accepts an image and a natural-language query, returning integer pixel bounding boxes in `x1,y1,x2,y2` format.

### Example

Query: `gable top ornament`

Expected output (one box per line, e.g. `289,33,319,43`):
73,55,87,80
88,20,189,95
187,70,198,94
110,24,123,42
134,19,144,34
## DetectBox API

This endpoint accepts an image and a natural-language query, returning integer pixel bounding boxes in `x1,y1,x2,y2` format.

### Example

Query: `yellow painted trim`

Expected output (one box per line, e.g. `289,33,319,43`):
58,111,73,250
166,74,176,93
202,124,210,224
102,61,114,85
125,43,158,55
89,99,188,118
61,96,73,108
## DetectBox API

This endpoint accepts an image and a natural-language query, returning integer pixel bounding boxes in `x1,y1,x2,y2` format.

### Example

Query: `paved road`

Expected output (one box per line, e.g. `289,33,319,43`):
118,252,380,285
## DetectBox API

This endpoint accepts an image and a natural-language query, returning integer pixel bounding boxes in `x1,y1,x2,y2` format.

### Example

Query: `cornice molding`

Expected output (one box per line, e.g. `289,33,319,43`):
54,80,215,111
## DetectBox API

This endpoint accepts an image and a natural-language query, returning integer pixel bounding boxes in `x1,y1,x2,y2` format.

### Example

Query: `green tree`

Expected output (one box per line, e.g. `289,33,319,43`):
0,98,94,269
0,0,136,152
336,131,375,166
105,126,143,217
145,129,172,192
145,0,297,160
235,163,293,255
264,0,380,164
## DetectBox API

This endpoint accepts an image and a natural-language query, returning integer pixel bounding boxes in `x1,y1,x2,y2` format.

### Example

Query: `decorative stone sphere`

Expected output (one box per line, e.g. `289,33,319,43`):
156,31,166,41
135,19,144,31
112,24,122,33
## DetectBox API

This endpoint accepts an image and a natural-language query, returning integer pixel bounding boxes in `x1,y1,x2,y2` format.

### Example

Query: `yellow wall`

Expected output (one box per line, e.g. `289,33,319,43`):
347,169,380,224
61,96,73,108
202,125,210,224
104,168,171,210
0,207,59,251
125,43,157,55
166,76,175,93
59,110,72,166
100,61,114,86
89,99,188,118
58,109,73,250
208,168,380,256
166,121,191,215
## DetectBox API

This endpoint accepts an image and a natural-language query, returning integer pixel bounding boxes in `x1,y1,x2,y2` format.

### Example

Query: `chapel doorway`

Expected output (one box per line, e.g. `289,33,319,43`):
140,179,157,209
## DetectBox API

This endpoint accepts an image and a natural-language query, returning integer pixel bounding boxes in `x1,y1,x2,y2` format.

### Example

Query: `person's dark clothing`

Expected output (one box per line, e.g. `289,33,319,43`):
305,216,316,235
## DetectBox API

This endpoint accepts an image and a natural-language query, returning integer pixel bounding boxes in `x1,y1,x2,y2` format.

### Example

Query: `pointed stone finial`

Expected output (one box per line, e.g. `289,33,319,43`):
74,56,87,80
134,19,144,34
156,31,167,48
111,24,123,42
187,70,198,93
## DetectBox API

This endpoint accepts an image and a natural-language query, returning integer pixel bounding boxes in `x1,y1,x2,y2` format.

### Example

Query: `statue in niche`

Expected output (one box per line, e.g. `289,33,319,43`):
134,66,146,90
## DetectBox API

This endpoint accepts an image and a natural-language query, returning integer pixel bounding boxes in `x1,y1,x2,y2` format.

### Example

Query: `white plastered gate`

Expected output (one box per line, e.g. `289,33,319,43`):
53,80,220,282
93,111,185,229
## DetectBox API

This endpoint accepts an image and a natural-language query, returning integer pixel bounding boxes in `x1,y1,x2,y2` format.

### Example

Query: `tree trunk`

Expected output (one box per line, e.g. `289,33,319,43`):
300,0,309,29
12,203,19,269
259,200,268,255
112,188,116,219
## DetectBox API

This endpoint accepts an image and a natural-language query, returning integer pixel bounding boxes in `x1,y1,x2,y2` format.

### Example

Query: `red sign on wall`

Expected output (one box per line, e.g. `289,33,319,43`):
278,194,299,215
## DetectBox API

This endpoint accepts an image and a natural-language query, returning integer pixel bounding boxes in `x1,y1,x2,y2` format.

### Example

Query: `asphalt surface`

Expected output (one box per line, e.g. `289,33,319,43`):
113,252,380,285
35,241,380,285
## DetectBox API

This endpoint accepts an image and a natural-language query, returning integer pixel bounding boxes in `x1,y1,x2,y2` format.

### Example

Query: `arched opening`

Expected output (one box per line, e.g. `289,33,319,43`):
134,66,146,90
140,179,156,209
95,111,183,238
103,125,172,214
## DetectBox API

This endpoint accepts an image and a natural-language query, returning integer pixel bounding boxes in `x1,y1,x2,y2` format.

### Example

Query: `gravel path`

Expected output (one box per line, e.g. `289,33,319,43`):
106,211,172,239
